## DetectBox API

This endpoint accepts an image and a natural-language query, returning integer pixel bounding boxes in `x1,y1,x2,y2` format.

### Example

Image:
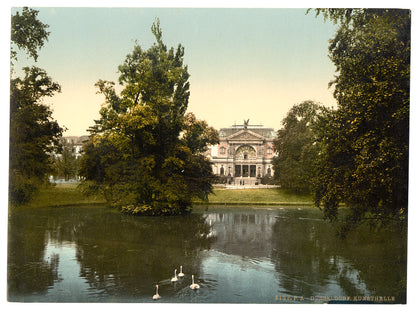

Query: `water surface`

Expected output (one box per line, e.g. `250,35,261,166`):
8,205,406,303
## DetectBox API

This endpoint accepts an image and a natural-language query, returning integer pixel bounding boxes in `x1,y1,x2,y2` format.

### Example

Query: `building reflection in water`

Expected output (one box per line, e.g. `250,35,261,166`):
204,211,276,259
8,206,406,303
203,208,406,303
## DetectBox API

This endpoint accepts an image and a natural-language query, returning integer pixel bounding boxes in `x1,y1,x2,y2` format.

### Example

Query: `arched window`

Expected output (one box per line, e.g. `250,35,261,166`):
220,166,224,175
235,145,256,159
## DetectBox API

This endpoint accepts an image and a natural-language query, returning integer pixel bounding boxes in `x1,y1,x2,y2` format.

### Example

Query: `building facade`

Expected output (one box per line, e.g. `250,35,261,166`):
62,136,89,158
207,121,276,185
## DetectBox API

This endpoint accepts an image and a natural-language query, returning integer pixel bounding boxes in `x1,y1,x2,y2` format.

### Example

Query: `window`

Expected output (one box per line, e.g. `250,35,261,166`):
235,145,256,159
250,165,256,177
220,146,226,155
242,165,249,177
235,165,241,177
267,147,273,155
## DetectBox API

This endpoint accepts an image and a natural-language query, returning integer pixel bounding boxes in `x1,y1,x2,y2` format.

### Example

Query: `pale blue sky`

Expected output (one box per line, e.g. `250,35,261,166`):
12,7,339,135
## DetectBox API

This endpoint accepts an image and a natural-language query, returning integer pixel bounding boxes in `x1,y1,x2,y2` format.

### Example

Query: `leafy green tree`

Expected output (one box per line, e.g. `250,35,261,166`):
9,8,63,205
52,139,80,181
273,101,328,193
80,19,219,215
11,7,50,63
310,9,410,235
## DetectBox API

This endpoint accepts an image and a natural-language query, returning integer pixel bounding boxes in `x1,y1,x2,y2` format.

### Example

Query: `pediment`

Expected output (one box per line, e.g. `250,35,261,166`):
227,130,264,141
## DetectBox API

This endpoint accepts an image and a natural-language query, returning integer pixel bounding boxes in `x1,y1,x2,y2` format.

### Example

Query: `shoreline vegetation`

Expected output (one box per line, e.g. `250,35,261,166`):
15,183,314,210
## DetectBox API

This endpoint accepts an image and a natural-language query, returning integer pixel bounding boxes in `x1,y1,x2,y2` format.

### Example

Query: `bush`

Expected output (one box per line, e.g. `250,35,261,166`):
120,201,192,216
260,175,277,185
9,173,40,206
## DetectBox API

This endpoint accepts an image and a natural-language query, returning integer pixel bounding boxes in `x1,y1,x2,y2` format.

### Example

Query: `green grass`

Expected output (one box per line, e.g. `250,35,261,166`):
196,188,313,206
19,183,106,209
13,184,312,211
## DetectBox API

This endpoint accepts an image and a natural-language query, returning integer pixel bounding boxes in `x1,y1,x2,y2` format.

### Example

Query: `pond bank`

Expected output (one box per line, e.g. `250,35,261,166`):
195,188,312,206
13,183,314,209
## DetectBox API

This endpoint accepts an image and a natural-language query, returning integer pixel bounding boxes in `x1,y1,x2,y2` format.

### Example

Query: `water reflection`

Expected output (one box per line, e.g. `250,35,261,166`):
8,206,406,303
201,207,406,303
205,212,275,259
271,211,369,298
8,206,215,302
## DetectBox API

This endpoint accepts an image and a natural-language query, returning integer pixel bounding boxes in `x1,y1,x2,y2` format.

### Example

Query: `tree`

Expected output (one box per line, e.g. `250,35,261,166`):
79,19,219,215
310,9,410,235
11,7,50,63
10,8,63,205
52,139,80,181
273,101,328,193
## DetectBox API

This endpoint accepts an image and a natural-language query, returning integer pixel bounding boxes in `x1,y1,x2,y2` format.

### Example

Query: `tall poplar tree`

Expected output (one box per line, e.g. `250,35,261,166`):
80,20,219,215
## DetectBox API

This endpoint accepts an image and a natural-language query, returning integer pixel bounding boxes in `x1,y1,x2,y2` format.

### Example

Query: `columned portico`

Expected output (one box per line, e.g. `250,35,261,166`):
207,121,276,186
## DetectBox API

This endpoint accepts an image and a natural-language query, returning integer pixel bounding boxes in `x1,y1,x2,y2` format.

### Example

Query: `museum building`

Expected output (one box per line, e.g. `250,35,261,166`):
206,121,276,185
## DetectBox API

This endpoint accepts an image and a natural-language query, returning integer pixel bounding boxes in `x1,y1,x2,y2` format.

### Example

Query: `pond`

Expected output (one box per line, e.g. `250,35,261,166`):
8,205,407,303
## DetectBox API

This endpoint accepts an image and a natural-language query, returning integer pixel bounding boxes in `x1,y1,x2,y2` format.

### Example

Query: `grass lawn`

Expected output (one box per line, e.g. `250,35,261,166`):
13,183,312,210
197,188,313,205
19,183,106,209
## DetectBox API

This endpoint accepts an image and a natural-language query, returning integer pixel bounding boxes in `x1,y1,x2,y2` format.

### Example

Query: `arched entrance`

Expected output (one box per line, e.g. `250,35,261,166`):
234,145,257,178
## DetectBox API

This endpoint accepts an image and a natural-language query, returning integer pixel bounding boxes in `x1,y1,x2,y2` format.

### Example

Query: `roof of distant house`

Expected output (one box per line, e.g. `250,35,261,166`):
62,135,89,145
219,124,276,139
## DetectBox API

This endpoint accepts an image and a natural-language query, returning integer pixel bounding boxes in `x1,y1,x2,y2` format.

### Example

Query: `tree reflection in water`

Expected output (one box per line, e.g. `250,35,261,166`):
8,206,407,303
8,206,215,301
202,207,406,303
270,210,407,302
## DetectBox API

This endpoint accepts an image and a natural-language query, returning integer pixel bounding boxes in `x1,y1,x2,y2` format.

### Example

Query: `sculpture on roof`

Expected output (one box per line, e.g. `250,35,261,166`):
243,119,250,129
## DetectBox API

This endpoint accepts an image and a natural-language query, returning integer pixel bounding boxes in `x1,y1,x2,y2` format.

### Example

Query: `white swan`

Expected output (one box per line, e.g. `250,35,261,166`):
189,275,200,290
207,219,216,238
152,284,160,300
171,269,178,282
178,265,184,277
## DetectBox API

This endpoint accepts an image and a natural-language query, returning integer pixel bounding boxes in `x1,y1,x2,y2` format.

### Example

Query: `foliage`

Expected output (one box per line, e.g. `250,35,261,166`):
9,8,64,206
310,9,410,235
52,139,80,181
273,101,328,193
260,175,276,185
80,19,219,215
11,7,50,63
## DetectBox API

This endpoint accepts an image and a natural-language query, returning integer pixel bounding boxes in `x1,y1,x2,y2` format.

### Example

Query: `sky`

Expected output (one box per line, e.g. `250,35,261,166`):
10,5,339,136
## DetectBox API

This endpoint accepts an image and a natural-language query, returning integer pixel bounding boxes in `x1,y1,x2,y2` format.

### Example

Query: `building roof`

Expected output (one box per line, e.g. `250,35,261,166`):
63,135,89,145
219,124,276,139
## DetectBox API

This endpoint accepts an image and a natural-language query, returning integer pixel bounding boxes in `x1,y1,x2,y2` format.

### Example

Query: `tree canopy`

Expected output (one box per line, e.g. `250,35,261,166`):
310,9,410,235
273,101,328,193
80,19,219,215
11,7,50,63
52,138,81,181
10,7,64,206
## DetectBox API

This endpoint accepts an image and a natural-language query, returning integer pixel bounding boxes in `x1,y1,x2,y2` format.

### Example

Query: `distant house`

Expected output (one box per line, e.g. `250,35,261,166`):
62,135,89,158
206,121,276,186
